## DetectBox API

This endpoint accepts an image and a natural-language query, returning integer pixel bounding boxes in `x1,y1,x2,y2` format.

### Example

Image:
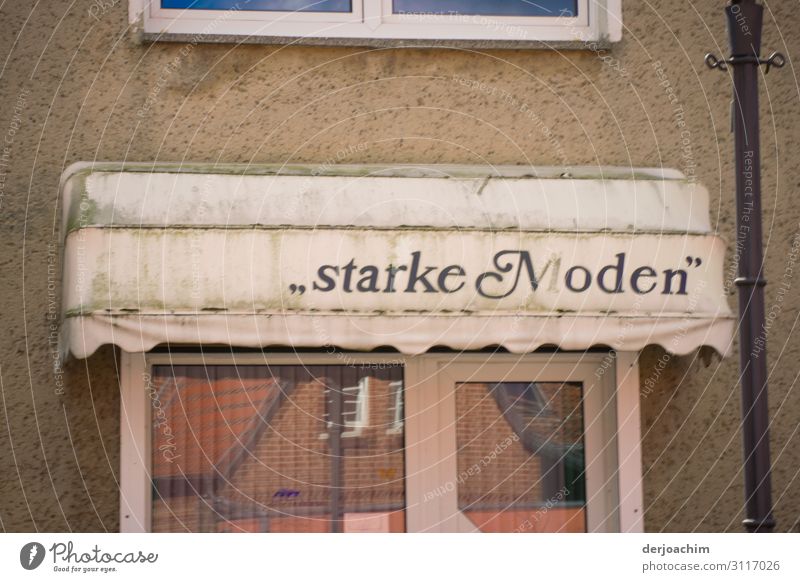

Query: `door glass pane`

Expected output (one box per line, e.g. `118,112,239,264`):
393,0,577,17
161,0,353,13
150,364,405,532
455,381,586,532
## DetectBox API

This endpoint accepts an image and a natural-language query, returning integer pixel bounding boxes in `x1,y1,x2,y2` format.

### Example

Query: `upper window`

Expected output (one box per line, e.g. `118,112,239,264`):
131,0,621,45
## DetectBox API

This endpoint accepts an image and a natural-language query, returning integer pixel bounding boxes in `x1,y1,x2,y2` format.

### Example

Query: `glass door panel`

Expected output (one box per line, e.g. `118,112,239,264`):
454,381,586,532
150,364,405,532
403,356,617,533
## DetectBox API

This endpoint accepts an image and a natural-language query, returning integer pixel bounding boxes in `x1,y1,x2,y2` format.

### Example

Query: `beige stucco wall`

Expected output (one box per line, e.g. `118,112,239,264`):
1,0,799,531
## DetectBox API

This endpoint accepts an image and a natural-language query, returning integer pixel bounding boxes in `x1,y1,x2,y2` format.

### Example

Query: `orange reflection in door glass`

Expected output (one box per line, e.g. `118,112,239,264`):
455,381,587,533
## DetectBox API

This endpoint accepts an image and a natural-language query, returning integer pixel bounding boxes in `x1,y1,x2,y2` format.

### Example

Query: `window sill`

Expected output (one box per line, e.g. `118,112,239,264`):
138,31,616,51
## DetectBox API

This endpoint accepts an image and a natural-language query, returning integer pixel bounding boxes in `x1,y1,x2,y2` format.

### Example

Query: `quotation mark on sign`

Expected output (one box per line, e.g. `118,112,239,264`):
288,284,306,295
685,256,703,267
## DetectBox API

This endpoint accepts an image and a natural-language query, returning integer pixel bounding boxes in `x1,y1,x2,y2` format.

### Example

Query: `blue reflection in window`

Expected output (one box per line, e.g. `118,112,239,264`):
393,0,576,17
162,0,352,12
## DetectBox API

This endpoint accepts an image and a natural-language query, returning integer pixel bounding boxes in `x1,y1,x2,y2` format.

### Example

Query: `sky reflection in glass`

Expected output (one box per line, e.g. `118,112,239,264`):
162,0,352,13
393,0,576,17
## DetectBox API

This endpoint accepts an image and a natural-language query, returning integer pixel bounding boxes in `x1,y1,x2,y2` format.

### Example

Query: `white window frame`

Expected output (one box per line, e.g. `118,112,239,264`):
319,375,370,439
130,0,622,45
119,350,642,532
386,380,404,435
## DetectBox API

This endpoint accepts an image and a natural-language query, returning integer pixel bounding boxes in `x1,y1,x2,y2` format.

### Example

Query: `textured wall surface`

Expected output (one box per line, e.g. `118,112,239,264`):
1,1,799,532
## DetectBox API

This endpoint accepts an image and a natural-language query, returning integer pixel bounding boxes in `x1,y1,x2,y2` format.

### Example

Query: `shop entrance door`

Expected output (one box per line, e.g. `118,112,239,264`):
125,351,622,533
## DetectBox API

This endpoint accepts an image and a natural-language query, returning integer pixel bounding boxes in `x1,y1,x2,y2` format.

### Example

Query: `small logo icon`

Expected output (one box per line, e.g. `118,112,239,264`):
273,488,300,498
20,542,46,570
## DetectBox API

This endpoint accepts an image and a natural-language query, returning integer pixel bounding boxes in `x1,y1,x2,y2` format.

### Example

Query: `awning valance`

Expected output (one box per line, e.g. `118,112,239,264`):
59,163,734,359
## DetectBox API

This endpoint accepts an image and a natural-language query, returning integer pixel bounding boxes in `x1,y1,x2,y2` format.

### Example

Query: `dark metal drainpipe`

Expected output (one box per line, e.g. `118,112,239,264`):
705,0,784,532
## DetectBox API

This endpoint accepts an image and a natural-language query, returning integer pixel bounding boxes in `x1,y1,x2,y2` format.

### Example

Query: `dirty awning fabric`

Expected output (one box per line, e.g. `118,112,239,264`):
59,163,734,359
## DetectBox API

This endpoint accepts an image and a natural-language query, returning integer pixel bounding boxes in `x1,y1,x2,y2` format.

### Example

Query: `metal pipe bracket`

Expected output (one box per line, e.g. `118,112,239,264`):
705,51,786,74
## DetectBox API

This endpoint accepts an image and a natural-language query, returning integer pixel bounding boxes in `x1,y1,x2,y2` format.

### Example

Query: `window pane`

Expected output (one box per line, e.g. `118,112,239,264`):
161,0,352,13
150,364,405,532
392,0,577,17
455,381,586,532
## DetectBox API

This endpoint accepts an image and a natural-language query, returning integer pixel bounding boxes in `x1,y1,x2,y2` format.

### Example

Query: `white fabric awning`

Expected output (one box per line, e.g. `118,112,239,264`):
59,163,734,359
